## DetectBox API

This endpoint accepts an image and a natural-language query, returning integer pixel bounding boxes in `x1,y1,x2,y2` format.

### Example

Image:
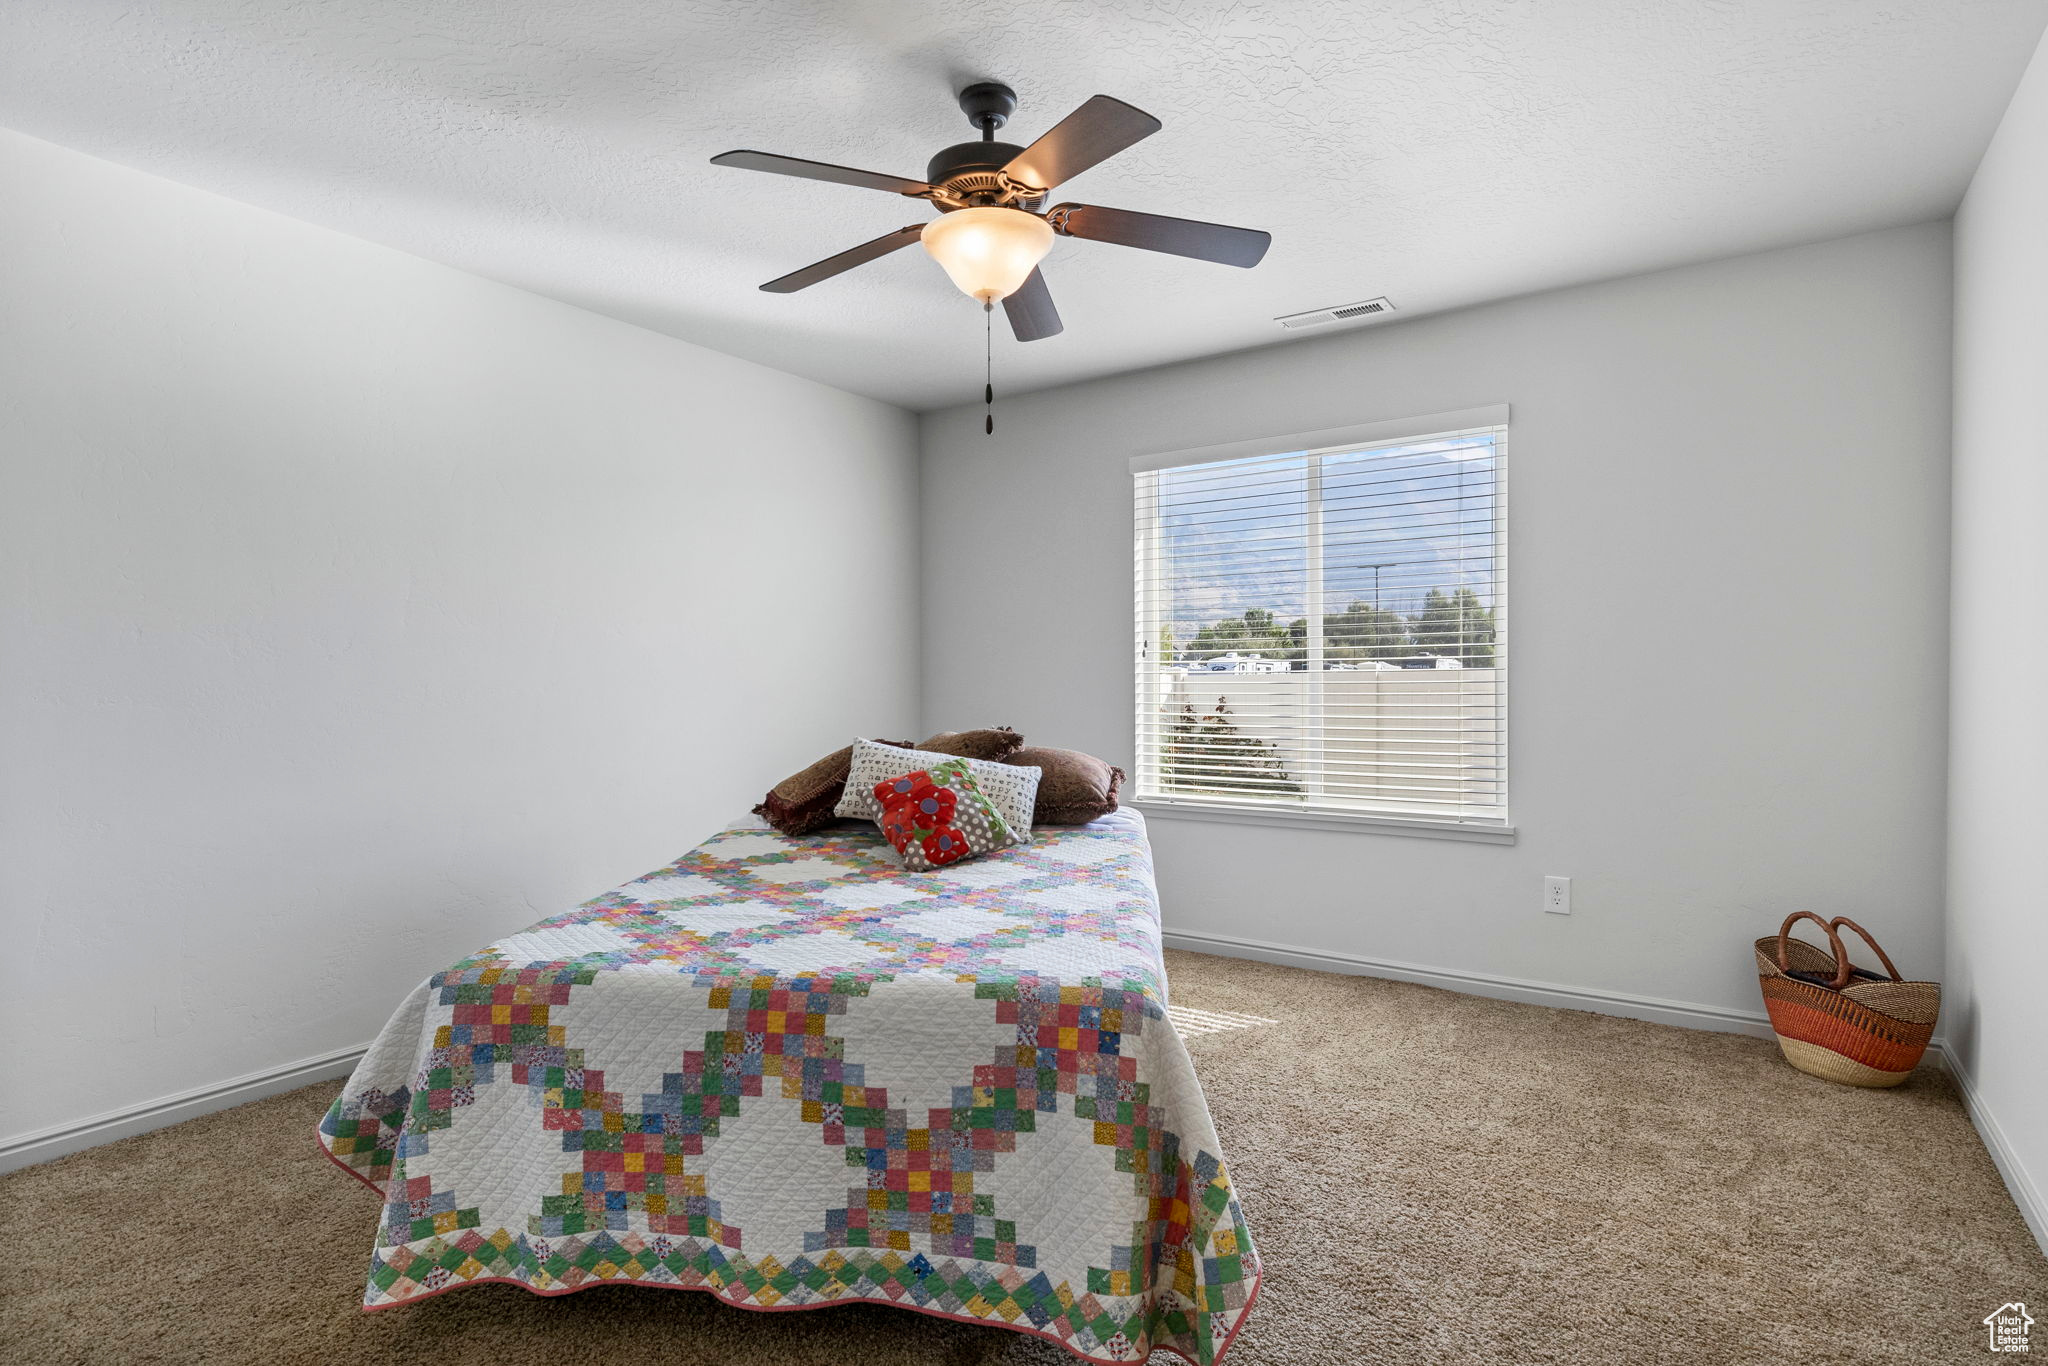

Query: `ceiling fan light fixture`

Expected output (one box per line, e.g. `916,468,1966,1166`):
920,207,1054,303
713,85,1267,344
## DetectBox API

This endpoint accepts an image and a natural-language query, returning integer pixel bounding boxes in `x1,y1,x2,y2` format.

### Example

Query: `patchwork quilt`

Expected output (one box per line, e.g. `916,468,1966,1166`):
320,810,1260,1364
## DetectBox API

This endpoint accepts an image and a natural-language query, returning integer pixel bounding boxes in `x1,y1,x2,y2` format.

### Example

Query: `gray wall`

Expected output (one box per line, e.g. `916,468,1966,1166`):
921,222,1951,1022
0,128,920,1143
1950,26,2048,1245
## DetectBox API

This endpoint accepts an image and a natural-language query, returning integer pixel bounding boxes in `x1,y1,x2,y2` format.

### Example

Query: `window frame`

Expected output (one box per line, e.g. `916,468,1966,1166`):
1130,405,1514,844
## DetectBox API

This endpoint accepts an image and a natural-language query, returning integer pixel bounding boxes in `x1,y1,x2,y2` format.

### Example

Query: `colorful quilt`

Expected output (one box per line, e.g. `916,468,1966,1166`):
320,810,1259,1364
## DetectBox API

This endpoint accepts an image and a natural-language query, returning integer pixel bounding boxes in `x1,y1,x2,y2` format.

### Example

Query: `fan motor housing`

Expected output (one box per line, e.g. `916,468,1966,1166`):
926,142,1047,210
926,140,1024,192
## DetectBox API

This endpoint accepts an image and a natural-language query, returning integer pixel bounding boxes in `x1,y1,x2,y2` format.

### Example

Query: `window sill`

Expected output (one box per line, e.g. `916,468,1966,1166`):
1130,797,1517,845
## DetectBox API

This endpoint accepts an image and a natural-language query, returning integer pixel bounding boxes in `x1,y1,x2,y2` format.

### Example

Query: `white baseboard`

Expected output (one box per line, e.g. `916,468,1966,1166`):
1933,1048,2048,1255
0,1041,368,1175
1160,926,1779,1038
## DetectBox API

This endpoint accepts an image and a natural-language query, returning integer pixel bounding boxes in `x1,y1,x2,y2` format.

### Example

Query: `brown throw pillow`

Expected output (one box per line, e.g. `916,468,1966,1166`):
754,739,914,836
918,726,1025,762
1004,746,1124,825
753,727,1024,836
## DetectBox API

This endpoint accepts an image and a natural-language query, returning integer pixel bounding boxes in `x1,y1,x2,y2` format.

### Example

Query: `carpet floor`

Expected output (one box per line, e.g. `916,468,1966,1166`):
5,949,2042,1365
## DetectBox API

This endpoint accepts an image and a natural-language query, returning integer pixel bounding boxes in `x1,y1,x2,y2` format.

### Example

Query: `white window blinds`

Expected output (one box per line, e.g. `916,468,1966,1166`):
1133,409,1508,828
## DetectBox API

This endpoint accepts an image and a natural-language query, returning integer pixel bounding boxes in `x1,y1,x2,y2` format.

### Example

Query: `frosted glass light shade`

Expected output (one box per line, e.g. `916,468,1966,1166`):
920,207,1054,303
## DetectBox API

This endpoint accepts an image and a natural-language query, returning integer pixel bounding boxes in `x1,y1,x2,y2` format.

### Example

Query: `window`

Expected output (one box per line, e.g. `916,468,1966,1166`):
1133,406,1508,833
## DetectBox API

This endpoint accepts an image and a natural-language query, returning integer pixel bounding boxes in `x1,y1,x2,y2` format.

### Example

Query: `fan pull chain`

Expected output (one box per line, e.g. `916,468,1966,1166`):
984,302,994,435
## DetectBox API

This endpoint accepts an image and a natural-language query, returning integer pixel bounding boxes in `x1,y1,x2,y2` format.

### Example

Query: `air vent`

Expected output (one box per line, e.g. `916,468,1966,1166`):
1275,297,1395,330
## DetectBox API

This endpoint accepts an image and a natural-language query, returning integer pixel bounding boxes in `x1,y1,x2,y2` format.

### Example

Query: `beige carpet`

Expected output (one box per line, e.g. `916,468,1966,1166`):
4,949,2041,1365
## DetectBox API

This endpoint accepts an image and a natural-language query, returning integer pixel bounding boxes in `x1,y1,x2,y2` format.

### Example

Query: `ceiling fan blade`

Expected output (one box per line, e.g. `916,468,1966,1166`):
759,225,927,293
711,150,933,198
1001,95,1161,192
1050,203,1271,267
1002,268,1063,342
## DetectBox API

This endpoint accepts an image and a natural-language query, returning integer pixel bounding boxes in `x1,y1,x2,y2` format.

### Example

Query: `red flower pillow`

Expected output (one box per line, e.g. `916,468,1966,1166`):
871,759,1019,870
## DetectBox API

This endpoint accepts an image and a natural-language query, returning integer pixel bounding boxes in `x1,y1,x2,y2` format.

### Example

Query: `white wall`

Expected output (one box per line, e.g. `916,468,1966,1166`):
0,127,918,1146
1949,27,2048,1245
922,223,1951,1023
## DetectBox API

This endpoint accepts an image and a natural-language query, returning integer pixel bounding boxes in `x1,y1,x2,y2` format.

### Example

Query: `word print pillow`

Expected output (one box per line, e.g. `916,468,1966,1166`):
872,760,1019,870
837,738,1039,836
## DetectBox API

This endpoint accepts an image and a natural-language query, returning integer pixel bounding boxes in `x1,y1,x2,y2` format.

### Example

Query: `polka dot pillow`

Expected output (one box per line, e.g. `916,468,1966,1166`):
835,738,1039,836
872,759,1020,870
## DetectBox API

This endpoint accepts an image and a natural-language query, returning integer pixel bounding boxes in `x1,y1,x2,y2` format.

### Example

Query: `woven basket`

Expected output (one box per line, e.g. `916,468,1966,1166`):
1753,912,1939,1087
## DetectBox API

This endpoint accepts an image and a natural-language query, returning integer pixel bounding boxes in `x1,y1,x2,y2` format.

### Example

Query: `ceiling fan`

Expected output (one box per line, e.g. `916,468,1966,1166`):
711,82,1272,343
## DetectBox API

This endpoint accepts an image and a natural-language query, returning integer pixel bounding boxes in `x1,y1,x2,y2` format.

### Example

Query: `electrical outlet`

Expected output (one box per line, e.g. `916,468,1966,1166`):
1544,875,1572,915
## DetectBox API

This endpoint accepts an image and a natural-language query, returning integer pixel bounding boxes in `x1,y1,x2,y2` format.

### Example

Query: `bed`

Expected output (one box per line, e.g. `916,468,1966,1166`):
319,808,1260,1364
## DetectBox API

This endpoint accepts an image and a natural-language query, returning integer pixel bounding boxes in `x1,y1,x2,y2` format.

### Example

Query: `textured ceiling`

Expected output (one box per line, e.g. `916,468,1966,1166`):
4,1,2044,410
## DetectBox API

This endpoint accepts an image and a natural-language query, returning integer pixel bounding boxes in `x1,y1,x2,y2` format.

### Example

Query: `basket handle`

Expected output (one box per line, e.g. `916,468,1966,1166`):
1776,911,1849,986
1827,916,1904,985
